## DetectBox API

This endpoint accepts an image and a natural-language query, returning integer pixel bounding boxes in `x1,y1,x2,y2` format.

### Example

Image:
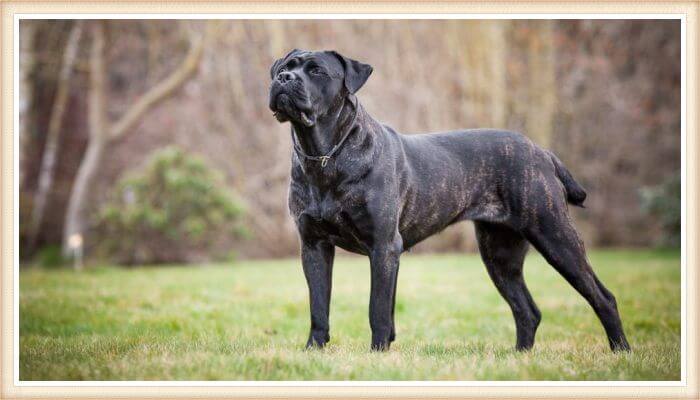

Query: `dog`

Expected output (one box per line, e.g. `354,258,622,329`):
268,49,630,352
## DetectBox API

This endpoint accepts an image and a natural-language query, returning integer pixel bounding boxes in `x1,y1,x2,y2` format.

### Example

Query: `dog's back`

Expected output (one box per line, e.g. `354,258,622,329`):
394,128,585,247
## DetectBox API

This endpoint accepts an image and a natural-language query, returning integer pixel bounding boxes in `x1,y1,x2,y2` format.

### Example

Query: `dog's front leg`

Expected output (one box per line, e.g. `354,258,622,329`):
301,240,335,349
369,238,401,351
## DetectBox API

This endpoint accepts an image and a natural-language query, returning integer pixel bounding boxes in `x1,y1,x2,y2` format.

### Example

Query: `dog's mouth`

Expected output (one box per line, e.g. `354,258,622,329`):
269,84,315,127
297,110,315,127
271,94,314,127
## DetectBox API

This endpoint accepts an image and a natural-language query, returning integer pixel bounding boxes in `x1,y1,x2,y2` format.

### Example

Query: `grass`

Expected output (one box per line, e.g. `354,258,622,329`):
19,249,680,381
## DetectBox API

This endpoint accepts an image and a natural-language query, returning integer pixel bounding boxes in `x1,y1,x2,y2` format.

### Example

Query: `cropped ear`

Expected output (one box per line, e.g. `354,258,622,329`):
328,51,373,94
269,48,301,79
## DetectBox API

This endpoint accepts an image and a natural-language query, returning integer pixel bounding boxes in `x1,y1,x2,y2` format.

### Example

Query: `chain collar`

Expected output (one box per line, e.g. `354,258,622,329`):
291,96,359,168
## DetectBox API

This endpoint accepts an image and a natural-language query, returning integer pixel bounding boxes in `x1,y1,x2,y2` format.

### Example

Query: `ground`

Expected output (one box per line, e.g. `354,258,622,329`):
19,249,680,381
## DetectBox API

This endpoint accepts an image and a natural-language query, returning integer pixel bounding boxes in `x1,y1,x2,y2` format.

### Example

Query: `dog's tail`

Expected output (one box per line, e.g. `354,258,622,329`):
547,151,587,208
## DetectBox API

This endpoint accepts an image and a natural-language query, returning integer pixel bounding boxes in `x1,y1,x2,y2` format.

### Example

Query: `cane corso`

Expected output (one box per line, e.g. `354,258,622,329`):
268,49,630,352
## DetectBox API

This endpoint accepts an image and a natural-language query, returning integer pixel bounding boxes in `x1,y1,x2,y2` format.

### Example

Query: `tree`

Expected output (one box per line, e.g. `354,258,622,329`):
526,20,556,146
61,20,209,259
27,21,84,251
19,21,37,189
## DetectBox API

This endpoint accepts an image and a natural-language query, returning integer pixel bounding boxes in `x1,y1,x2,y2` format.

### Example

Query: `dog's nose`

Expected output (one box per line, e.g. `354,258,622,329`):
277,71,295,83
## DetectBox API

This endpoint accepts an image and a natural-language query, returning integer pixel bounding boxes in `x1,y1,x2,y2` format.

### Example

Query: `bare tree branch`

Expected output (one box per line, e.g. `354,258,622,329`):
109,27,207,139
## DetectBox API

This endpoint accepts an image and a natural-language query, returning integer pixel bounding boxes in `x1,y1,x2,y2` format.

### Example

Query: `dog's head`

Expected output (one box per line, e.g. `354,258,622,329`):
268,49,373,127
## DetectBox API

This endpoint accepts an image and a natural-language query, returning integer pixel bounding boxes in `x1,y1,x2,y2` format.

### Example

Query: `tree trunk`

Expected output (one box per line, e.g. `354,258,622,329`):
28,21,83,251
489,21,507,128
526,21,556,146
62,20,105,259
19,21,36,187
62,137,105,258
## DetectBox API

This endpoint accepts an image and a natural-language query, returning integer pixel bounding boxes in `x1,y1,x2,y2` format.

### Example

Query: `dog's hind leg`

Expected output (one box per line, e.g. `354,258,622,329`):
475,221,541,351
523,207,631,352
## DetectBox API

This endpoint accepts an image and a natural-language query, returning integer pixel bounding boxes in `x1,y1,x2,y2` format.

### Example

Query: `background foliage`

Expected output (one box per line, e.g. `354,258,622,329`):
18,20,681,264
96,147,246,265
640,172,682,248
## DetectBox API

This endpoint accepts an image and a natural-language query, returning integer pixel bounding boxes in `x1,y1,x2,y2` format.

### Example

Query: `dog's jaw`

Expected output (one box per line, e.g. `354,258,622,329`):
271,93,315,127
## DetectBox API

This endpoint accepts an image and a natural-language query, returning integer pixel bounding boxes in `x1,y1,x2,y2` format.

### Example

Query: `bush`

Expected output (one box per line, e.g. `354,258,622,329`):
35,245,68,268
95,147,248,265
640,172,681,248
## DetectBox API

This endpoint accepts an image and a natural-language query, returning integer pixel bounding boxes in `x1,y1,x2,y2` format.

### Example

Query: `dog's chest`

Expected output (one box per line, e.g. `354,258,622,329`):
292,184,372,253
306,191,345,223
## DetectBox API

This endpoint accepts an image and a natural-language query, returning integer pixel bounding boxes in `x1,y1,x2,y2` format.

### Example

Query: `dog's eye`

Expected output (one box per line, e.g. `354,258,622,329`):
310,67,324,75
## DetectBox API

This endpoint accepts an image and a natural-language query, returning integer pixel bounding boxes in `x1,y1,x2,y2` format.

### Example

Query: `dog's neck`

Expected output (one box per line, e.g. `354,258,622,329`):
290,95,359,157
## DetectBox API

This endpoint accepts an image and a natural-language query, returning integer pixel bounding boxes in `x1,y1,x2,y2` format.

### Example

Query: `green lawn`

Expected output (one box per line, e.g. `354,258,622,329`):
19,249,680,381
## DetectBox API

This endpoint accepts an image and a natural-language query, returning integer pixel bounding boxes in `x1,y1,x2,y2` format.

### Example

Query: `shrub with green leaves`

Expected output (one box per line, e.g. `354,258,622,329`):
96,147,247,265
35,244,68,268
640,172,681,248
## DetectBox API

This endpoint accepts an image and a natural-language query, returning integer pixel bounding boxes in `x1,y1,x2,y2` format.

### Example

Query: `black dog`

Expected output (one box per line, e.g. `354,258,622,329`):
268,49,630,352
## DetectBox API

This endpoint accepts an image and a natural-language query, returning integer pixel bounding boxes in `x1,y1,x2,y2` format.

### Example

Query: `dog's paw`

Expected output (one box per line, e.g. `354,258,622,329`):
371,334,392,351
610,338,632,352
371,340,391,351
305,331,330,349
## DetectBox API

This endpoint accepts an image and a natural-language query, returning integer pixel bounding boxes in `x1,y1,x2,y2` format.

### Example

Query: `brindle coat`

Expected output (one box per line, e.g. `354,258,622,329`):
268,49,630,352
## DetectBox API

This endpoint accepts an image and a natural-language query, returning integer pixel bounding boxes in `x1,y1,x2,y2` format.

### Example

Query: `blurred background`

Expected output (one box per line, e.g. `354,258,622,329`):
18,19,681,267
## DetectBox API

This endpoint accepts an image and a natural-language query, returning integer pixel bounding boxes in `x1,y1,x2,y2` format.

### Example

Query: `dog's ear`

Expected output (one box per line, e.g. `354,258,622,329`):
270,48,301,79
328,51,373,94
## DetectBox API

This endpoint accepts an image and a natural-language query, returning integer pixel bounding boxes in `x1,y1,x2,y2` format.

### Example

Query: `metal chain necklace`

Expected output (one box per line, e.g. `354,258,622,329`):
291,96,359,168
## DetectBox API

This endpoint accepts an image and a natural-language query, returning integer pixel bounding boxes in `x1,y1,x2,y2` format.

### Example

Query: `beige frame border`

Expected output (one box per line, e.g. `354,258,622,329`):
1,1,697,399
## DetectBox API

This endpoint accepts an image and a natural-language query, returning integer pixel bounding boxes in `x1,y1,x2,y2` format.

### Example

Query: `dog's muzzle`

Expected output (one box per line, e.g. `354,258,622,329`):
269,82,314,127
